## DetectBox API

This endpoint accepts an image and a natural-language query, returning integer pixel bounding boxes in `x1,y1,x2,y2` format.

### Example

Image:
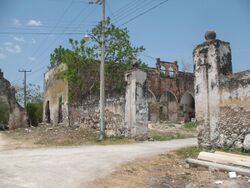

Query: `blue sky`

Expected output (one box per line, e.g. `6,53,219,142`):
0,0,250,89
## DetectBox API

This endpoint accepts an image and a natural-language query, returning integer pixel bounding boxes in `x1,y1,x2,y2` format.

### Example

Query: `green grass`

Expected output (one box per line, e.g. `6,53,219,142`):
149,130,194,141
174,146,202,159
183,122,197,129
217,147,250,156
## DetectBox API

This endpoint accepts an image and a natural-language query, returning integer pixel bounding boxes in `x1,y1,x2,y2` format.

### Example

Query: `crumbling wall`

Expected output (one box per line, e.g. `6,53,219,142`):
69,97,126,137
194,31,250,150
125,68,148,138
0,69,27,129
43,64,68,125
146,59,194,123
216,71,250,149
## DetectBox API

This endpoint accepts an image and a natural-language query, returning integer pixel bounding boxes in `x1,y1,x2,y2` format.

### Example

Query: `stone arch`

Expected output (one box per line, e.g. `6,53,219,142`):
180,92,195,122
147,89,158,122
159,91,178,122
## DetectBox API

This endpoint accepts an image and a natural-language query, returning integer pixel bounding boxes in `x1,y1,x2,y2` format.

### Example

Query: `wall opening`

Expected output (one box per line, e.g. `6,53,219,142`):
45,100,50,123
180,92,195,122
159,91,178,122
58,96,63,123
147,90,158,122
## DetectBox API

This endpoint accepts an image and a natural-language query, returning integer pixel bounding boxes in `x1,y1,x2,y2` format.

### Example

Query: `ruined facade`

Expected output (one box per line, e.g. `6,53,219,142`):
194,31,250,150
0,69,27,129
43,64,69,125
146,58,195,123
43,65,148,138
43,59,194,138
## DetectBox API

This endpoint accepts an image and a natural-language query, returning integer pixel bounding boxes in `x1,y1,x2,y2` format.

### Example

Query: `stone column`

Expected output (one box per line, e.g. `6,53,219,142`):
193,31,232,148
125,67,148,139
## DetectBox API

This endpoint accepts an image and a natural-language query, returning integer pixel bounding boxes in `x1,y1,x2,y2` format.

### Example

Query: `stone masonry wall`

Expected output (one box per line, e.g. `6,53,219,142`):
69,97,126,137
194,31,250,150
216,71,250,149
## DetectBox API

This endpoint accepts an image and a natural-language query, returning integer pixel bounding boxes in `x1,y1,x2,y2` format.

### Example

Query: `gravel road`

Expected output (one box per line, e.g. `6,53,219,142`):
0,136,197,188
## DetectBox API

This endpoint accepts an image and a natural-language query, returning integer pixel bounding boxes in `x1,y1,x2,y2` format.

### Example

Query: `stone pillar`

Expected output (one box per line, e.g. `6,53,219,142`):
193,31,232,148
125,67,148,139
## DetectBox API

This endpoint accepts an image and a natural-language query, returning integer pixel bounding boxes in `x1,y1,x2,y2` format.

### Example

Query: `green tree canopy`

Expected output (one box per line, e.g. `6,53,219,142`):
49,17,146,102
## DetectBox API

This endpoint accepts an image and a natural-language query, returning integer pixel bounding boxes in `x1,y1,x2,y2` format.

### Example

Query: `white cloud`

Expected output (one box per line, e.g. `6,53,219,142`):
12,36,25,42
27,19,42,26
13,18,21,26
0,53,6,59
28,57,36,61
4,42,21,53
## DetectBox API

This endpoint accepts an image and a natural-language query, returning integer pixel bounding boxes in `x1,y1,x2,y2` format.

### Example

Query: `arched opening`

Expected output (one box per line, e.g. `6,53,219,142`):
180,92,195,122
159,91,178,122
45,100,50,123
58,96,63,123
147,90,158,122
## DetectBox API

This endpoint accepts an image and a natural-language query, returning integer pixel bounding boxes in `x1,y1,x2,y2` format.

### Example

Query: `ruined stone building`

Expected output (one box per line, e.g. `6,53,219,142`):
43,58,194,138
146,58,195,123
0,69,27,129
194,31,250,150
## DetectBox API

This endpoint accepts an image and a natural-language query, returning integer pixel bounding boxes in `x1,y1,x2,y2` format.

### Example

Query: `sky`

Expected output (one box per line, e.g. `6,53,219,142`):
0,0,250,90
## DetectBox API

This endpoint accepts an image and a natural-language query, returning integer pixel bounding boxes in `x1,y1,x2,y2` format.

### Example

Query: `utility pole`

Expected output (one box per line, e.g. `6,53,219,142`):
18,69,32,109
89,0,106,140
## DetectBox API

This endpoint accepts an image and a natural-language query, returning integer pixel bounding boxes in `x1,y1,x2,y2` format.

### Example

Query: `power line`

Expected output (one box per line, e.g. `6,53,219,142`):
0,31,84,35
120,0,168,27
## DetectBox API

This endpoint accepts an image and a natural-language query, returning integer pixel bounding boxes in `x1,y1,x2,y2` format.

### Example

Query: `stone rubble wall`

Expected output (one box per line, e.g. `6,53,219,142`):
0,69,27,129
194,32,250,150
68,97,126,137
216,71,250,149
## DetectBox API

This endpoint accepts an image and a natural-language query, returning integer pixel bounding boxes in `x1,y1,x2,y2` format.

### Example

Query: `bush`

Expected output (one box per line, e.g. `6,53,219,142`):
183,121,197,129
26,102,43,127
0,99,9,124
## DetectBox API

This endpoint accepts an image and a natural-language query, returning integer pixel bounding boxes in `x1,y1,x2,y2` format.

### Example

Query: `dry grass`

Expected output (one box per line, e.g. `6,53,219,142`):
4,124,136,147
86,147,250,188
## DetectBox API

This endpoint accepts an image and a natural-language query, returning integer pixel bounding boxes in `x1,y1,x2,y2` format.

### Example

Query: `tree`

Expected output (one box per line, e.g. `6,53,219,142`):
49,17,146,102
15,83,43,106
14,83,43,127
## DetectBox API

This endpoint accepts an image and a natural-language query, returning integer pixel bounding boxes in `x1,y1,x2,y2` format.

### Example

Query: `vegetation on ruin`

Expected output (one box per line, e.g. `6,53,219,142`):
49,17,146,103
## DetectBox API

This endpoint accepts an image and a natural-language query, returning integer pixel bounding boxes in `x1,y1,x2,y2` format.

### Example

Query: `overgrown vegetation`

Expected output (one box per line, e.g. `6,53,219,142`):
14,83,43,127
49,17,146,102
183,121,197,129
26,102,43,127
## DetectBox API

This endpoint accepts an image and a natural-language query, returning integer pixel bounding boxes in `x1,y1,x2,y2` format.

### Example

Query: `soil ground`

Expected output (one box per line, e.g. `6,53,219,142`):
1,123,249,187
1,122,197,148
87,147,250,188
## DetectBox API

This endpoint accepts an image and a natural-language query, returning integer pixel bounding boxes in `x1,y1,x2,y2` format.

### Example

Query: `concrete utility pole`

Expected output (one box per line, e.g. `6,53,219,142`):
89,0,106,140
18,69,32,109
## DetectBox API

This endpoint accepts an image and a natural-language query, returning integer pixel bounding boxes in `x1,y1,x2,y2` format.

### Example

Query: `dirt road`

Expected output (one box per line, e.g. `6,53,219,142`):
0,135,196,188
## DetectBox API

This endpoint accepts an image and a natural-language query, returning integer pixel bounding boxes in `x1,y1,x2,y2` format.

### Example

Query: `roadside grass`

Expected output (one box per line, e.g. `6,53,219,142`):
183,121,197,129
148,129,197,141
216,147,250,156
174,146,201,159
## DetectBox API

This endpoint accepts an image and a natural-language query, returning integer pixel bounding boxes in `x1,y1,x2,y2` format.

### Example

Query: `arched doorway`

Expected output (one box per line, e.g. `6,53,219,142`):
147,89,158,122
58,96,63,123
159,91,178,122
180,92,195,122
45,100,50,123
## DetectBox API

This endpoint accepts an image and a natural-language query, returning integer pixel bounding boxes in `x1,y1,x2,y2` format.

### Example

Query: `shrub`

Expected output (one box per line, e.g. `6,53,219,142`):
26,102,43,127
183,121,197,129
